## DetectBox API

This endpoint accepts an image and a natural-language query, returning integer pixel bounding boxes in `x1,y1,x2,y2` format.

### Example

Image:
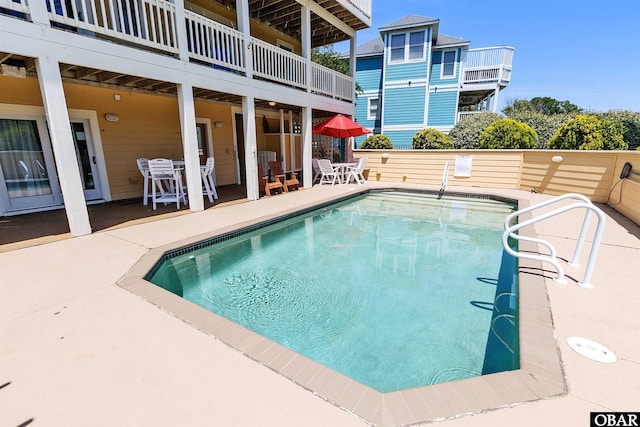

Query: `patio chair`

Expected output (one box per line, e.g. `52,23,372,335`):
258,163,283,196
312,158,322,184
136,158,150,205
148,158,187,210
345,157,368,185
268,160,299,192
201,157,219,202
317,159,340,185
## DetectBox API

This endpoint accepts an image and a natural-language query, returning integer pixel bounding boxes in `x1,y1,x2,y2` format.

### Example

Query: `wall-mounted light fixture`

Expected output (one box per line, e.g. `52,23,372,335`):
214,121,223,128
552,155,563,163
381,153,389,159
104,113,119,122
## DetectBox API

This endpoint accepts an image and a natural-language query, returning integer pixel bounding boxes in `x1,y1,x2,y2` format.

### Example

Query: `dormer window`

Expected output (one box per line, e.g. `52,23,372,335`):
441,50,457,78
389,31,425,63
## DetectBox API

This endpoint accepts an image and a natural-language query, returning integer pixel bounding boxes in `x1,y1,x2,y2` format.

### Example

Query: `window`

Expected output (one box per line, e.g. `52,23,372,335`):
409,32,424,60
389,31,425,63
441,50,457,78
390,34,405,62
368,97,379,120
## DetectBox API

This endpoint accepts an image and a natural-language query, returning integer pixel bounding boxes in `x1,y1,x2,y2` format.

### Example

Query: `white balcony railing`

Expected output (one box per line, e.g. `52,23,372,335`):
310,62,353,102
7,0,355,101
185,10,245,73
46,0,179,54
252,38,307,89
1,0,29,14
346,0,371,18
462,46,513,86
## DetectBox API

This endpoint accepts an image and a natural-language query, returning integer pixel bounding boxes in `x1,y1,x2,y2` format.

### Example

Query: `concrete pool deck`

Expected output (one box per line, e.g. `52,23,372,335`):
2,183,639,426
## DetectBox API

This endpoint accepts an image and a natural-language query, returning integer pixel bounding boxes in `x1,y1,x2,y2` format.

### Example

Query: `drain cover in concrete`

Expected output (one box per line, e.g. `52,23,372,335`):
567,337,617,363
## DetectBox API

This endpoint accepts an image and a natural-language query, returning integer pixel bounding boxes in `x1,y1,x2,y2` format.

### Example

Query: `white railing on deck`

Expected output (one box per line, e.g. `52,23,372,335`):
462,46,513,85
0,0,29,14
311,62,353,101
346,0,371,18
252,38,306,89
46,0,179,54
465,46,513,68
185,10,245,72
36,0,355,100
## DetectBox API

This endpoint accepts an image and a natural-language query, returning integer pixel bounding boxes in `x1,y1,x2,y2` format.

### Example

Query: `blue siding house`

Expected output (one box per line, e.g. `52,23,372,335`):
354,15,514,148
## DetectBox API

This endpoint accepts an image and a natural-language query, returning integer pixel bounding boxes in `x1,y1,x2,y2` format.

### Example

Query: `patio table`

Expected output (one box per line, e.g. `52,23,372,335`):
332,162,357,184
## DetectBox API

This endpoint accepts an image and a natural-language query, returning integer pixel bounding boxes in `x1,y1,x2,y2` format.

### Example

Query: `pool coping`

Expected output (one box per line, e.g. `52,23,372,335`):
117,190,566,426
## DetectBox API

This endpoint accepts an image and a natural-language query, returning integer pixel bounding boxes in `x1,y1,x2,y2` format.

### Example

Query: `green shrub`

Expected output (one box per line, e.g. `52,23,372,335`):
360,134,394,149
449,112,501,149
479,119,538,149
412,128,453,149
506,110,575,148
595,110,640,150
548,114,627,150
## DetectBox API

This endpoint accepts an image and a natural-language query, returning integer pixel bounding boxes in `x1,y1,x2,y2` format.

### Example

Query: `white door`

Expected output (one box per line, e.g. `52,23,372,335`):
71,120,102,201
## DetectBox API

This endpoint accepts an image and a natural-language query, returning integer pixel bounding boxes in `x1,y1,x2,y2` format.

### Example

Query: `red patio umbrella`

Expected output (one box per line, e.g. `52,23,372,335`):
312,114,371,138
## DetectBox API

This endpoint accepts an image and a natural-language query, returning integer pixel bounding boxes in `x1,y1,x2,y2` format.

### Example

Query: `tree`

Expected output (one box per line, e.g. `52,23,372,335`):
547,114,627,150
479,119,538,149
595,110,640,150
412,128,453,149
360,134,393,149
311,45,349,75
448,112,501,149
506,111,574,148
502,97,581,116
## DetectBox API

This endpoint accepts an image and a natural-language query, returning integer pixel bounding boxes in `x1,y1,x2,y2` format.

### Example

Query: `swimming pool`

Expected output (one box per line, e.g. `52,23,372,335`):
147,191,519,392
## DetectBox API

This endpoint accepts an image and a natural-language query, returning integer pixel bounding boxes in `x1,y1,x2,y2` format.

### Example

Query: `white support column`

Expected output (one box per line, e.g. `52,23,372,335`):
301,106,312,188
27,0,50,25
350,35,357,100
177,82,204,211
492,85,500,113
243,95,259,200
36,56,91,236
236,0,253,79
279,110,286,168
301,4,311,93
173,0,191,62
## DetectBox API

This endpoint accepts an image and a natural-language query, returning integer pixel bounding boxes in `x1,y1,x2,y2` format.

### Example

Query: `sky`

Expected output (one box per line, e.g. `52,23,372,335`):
338,0,640,113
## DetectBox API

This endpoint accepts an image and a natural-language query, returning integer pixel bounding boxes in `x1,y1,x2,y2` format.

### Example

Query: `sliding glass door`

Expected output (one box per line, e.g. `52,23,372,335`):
0,117,60,210
0,115,103,212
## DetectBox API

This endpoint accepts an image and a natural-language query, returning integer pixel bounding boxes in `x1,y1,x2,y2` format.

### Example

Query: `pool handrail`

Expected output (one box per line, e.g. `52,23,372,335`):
440,161,450,192
503,194,605,288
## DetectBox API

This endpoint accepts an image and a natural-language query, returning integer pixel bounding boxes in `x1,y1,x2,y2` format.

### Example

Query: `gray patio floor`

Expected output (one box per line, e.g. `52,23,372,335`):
1,183,638,426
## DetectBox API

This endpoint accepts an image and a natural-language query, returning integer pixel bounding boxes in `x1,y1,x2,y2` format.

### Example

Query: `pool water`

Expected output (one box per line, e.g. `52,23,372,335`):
149,191,519,392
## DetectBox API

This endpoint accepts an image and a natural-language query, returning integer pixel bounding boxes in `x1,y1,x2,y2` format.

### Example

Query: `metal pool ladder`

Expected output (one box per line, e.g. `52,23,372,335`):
502,193,606,289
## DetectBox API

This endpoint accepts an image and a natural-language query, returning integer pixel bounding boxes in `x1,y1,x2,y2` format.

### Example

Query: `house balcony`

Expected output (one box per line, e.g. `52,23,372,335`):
0,0,371,102
457,46,513,112
461,46,513,88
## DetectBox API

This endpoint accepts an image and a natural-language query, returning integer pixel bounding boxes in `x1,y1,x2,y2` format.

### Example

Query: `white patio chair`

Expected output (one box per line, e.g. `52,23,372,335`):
317,159,340,185
148,158,187,210
345,157,368,185
312,158,322,183
201,157,219,203
136,158,150,205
